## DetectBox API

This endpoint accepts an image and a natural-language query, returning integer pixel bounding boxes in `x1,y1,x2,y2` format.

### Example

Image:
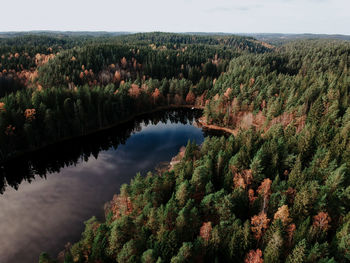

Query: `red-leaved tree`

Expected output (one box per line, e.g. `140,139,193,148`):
313,211,331,231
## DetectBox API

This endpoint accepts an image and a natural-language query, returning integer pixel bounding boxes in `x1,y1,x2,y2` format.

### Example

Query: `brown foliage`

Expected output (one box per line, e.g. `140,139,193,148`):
257,178,272,196
212,54,219,65
249,78,255,87
169,146,187,170
233,169,253,189
129,84,140,98
185,91,196,105
224,88,232,98
211,96,306,135
240,112,254,130
248,189,257,204
199,222,212,242
152,88,160,98
195,90,207,107
0,102,5,112
152,88,161,103
28,70,39,82
110,195,133,220
286,223,296,246
213,93,220,101
266,112,306,133
234,173,246,189
34,53,55,66
24,108,36,121
245,249,263,263
251,212,270,240
230,164,239,177
114,71,121,82
313,211,331,231
220,105,267,134
257,178,272,211
121,57,127,68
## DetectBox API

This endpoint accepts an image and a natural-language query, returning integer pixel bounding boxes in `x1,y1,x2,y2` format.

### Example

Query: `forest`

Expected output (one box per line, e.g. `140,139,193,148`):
0,32,349,262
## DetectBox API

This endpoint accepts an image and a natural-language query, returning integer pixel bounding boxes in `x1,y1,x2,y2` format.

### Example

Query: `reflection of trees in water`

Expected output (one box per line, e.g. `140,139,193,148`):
0,109,202,194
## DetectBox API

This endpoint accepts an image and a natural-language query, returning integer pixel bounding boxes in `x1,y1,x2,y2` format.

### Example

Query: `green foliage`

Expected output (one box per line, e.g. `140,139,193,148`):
286,239,307,263
334,213,350,261
38,253,56,263
1,33,348,263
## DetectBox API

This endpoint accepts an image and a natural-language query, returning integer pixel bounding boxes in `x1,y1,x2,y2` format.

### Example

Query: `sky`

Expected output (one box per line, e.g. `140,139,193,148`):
0,0,349,34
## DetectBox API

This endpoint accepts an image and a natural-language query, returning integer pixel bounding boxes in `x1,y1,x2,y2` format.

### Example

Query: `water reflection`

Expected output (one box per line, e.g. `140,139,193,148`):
0,109,206,263
0,109,203,194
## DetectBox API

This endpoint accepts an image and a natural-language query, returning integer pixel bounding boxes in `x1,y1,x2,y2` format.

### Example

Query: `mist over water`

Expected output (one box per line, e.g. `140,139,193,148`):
0,110,205,263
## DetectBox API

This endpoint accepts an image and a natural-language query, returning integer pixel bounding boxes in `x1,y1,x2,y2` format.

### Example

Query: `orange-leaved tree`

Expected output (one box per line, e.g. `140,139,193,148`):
257,178,272,212
251,212,270,241
186,91,196,105
0,102,5,112
24,109,36,121
152,88,161,104
245,249,264,263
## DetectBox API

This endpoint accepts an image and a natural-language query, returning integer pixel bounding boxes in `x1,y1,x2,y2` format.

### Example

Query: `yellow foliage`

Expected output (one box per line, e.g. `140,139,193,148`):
274,205,292,226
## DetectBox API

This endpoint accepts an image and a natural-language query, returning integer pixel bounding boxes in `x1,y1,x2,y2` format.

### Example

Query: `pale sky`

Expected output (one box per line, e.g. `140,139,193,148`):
0,0,349,34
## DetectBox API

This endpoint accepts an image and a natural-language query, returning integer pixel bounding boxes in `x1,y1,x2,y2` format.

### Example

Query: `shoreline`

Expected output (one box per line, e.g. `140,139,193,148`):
1,104,205,165
197,117,237,136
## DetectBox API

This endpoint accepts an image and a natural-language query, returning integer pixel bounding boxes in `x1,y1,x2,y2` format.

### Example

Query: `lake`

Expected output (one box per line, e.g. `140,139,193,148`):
0,109,207,263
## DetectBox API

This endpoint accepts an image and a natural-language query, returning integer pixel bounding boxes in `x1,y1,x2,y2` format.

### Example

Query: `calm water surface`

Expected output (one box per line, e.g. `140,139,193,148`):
0,110,205,263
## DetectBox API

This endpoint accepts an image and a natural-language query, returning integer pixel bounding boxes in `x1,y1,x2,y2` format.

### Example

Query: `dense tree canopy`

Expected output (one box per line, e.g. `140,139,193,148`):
0,32,349,263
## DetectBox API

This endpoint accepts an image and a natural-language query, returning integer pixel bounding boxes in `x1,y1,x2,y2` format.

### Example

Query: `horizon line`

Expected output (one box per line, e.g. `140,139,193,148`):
0,30,349,37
